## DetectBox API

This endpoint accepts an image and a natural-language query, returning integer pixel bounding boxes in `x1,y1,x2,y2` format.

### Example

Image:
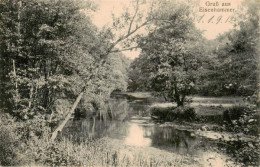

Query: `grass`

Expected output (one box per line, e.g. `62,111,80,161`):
193,105,225,116
191,96,244,104
149,96,259,136
0,112,202,166
65,137,201,167
149,96,249,116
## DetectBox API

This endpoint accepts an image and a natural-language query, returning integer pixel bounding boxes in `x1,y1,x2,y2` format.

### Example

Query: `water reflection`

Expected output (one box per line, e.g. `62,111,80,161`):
147,126,199,154
64,118,202,156
124,123,151,146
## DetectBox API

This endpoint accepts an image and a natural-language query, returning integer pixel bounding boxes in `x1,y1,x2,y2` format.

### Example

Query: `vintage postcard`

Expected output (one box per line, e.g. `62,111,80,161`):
0,0,259,166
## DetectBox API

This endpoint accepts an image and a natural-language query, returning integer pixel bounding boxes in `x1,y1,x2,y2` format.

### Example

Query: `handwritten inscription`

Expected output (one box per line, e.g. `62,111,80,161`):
194,14,236,24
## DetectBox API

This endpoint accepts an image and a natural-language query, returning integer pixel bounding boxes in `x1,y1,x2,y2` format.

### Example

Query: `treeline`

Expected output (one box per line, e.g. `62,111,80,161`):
197,3,259,96
128,1,259,98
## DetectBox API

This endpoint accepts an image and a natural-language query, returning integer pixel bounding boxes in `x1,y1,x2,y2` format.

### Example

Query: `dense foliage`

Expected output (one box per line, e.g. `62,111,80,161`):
129,1,205,106
0,0,135,165
0,0,94,118
129,1,259,99
0,0,131,123
197,1,259,96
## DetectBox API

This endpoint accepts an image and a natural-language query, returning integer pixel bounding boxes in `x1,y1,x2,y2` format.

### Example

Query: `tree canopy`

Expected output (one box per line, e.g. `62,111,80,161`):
129,1,205,106
197,1,259,96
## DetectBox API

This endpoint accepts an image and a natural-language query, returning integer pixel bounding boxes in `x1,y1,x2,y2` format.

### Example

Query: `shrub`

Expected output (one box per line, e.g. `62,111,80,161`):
0,113,82,166
150,106,196,122
174,106,196,121
150,107,176,121
0,113,31,165
223,106,248,122
218,137,260,166
0,119,19,166
223,105,259,135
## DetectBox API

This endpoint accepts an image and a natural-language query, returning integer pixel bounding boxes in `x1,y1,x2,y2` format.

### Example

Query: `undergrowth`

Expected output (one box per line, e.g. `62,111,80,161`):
222,105,259,136
0,113,194,166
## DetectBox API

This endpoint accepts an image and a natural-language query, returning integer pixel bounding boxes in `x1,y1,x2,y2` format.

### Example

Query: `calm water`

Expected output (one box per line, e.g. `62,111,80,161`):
62,92,258,166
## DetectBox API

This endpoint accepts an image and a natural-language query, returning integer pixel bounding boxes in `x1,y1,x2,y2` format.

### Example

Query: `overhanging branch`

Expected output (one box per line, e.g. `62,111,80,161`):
110,46,139,53
106,20,149,55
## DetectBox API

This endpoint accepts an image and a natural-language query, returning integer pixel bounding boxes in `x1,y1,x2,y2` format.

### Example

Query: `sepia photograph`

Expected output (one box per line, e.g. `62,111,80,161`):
0,0,259,166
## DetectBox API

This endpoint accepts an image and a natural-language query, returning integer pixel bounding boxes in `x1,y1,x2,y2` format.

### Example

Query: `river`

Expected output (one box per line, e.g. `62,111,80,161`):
61,92,258,166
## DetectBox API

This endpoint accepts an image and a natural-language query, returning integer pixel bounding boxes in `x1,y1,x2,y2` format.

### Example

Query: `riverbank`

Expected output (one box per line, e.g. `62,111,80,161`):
88,137,240,167
115,92,259,166
3,92,257,166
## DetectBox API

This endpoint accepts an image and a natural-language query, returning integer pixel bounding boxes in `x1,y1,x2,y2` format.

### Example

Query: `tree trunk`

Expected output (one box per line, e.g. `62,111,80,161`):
176,96,184,107
50,58,102,141
50,92,84,141
12,59,19,109
50,4,149,141
174,85,183,107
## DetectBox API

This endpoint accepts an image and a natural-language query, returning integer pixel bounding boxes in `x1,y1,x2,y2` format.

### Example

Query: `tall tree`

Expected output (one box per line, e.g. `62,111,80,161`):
50,0,153,141
0,0,97,120
131,1,204,106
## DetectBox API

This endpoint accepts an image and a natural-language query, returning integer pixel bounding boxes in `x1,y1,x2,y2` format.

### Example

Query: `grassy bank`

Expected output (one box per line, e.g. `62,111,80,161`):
0,113,201,166
150,104,259,134
148,100,259,166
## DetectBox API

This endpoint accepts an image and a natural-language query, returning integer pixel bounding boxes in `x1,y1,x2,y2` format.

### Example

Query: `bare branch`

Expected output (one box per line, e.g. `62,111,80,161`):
106,20,149,55
128,0,139,34
110,46,139,53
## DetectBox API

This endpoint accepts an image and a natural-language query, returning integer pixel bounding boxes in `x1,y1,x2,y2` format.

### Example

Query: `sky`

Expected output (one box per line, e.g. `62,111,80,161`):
92,0,243,59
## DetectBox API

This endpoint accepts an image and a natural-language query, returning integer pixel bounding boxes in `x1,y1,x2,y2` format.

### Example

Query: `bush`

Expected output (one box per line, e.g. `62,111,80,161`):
174,106,196,121
150,106,196,122
223,106,248,122
150,107,176,121
0,130,15,165
223,105,259,135
0,113,82,166
0,117,20,166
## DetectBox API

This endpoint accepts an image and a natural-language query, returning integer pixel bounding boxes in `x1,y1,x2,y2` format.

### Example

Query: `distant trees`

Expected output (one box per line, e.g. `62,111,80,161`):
220,1,259,96
198,1,259,96
129,0,259,101
129,1,205,106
